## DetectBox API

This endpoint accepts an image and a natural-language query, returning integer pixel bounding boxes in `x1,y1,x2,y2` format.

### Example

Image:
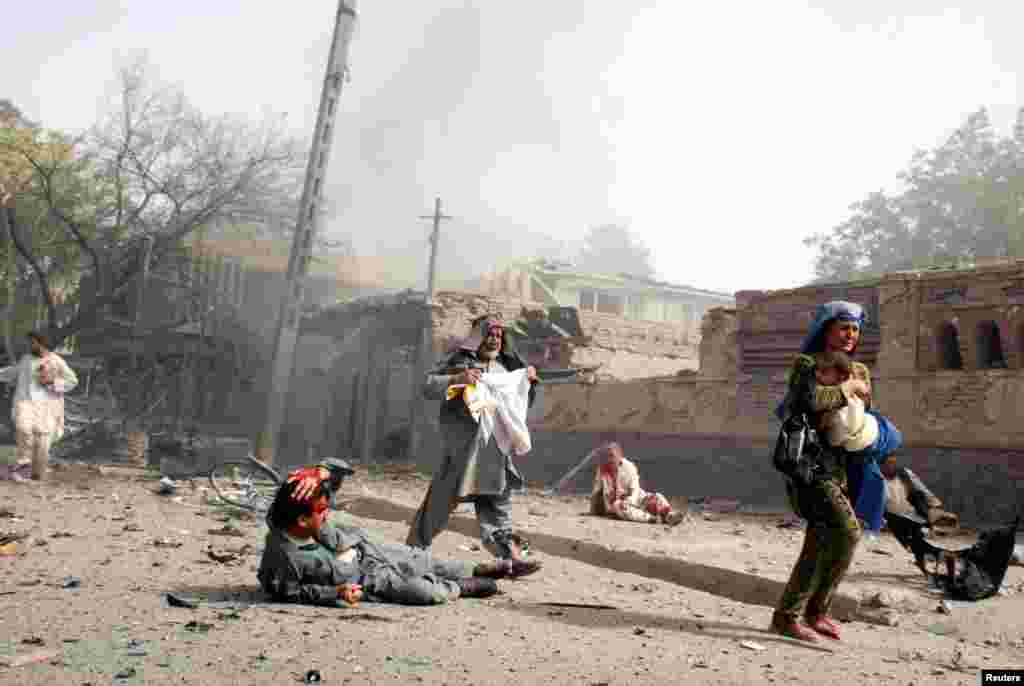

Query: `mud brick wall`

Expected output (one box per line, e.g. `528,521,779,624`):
535,377,739,437
430,290,700,379
735,283,881,378
575,310,697,356
698,307,738,379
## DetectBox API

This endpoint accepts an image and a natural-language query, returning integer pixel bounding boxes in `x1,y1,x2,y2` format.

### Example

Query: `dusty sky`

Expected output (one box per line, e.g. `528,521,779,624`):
5,1,1023,294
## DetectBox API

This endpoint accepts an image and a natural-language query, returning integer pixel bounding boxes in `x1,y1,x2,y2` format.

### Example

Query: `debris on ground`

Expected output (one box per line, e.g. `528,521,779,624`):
206,547,242,565
61,576,82,589
0,650,59,668
184,620,212,634
0,461,32,481
153,537,183,548
0,532,28,556
124,639,147,657
740,640,767,652
164,593,199,609
862,589,913,610
206,543,254,565
857,608,900,626
156,476,178,495
702,498,741,514
207,524,246,538
113,666,137,683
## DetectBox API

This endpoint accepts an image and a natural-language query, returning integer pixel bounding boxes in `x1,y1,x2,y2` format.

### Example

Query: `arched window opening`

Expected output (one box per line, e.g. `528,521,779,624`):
935,322,963,370
976,320,1007,369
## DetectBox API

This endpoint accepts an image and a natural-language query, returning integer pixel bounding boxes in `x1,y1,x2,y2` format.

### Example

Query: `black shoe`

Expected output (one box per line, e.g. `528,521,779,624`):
456,577,499,599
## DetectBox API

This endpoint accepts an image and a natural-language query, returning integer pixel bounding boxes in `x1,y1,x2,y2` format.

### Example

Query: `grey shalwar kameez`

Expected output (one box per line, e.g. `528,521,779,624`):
258,519,475,606
406,333,537,558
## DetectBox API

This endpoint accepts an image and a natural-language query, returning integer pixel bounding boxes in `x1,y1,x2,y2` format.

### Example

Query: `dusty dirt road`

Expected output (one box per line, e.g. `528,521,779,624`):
1,463,1022,685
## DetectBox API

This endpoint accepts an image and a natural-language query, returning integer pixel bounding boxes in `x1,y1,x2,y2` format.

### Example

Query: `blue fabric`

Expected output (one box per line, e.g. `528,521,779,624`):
845,410,903,532
848,458,886,533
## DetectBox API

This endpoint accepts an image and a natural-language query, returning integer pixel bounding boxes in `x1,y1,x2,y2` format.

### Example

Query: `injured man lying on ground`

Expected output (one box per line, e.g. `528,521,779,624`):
257,464,538,607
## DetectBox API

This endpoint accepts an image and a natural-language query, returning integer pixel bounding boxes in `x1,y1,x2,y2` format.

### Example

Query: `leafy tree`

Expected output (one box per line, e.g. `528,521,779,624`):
805,107,1024,283
1,104,87,362
0,58,305,350
577,223,654,278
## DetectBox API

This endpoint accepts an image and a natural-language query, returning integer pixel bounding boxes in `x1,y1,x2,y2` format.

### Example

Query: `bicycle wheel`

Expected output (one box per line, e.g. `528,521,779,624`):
208,460,280,513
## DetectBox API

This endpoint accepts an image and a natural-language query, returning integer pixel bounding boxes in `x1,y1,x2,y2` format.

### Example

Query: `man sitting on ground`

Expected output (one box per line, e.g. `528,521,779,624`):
258,465,538,607
590,442,687,526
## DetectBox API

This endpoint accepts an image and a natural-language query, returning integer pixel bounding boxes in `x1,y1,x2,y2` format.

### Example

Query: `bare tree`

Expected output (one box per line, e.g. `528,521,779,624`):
1,58,306,349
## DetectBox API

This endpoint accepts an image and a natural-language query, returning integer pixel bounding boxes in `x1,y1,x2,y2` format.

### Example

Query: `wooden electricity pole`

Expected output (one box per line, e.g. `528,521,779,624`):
257,0,359,465
406,198,451,463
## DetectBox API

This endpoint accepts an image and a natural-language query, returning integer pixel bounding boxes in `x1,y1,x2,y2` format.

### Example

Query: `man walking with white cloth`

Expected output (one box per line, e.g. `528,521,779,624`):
406,314,541,574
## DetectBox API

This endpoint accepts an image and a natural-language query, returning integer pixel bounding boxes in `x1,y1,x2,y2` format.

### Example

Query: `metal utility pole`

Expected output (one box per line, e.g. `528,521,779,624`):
257,0,359,465
406,198,451,463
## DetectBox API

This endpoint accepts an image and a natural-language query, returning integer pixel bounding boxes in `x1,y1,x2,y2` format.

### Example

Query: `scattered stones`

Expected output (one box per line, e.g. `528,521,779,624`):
951,644,967,669
862,589,913,610
153,537,183,548
184,620,212,634
206,544,252,565
858,608,900,627
207,524,245,538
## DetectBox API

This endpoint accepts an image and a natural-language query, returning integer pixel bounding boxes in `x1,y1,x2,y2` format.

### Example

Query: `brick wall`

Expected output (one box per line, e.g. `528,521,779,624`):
430,290,700,379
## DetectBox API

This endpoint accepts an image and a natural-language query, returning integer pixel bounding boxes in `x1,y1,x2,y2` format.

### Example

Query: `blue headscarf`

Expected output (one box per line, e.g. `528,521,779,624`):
774,300,867,421
799,301,866,354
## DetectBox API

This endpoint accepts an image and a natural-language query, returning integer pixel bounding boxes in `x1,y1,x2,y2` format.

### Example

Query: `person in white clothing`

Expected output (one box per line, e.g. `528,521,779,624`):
590,442,687,526
0,331,78,480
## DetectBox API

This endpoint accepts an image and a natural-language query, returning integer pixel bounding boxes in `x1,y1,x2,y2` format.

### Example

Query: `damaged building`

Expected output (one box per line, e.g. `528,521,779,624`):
534,257,1024,525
